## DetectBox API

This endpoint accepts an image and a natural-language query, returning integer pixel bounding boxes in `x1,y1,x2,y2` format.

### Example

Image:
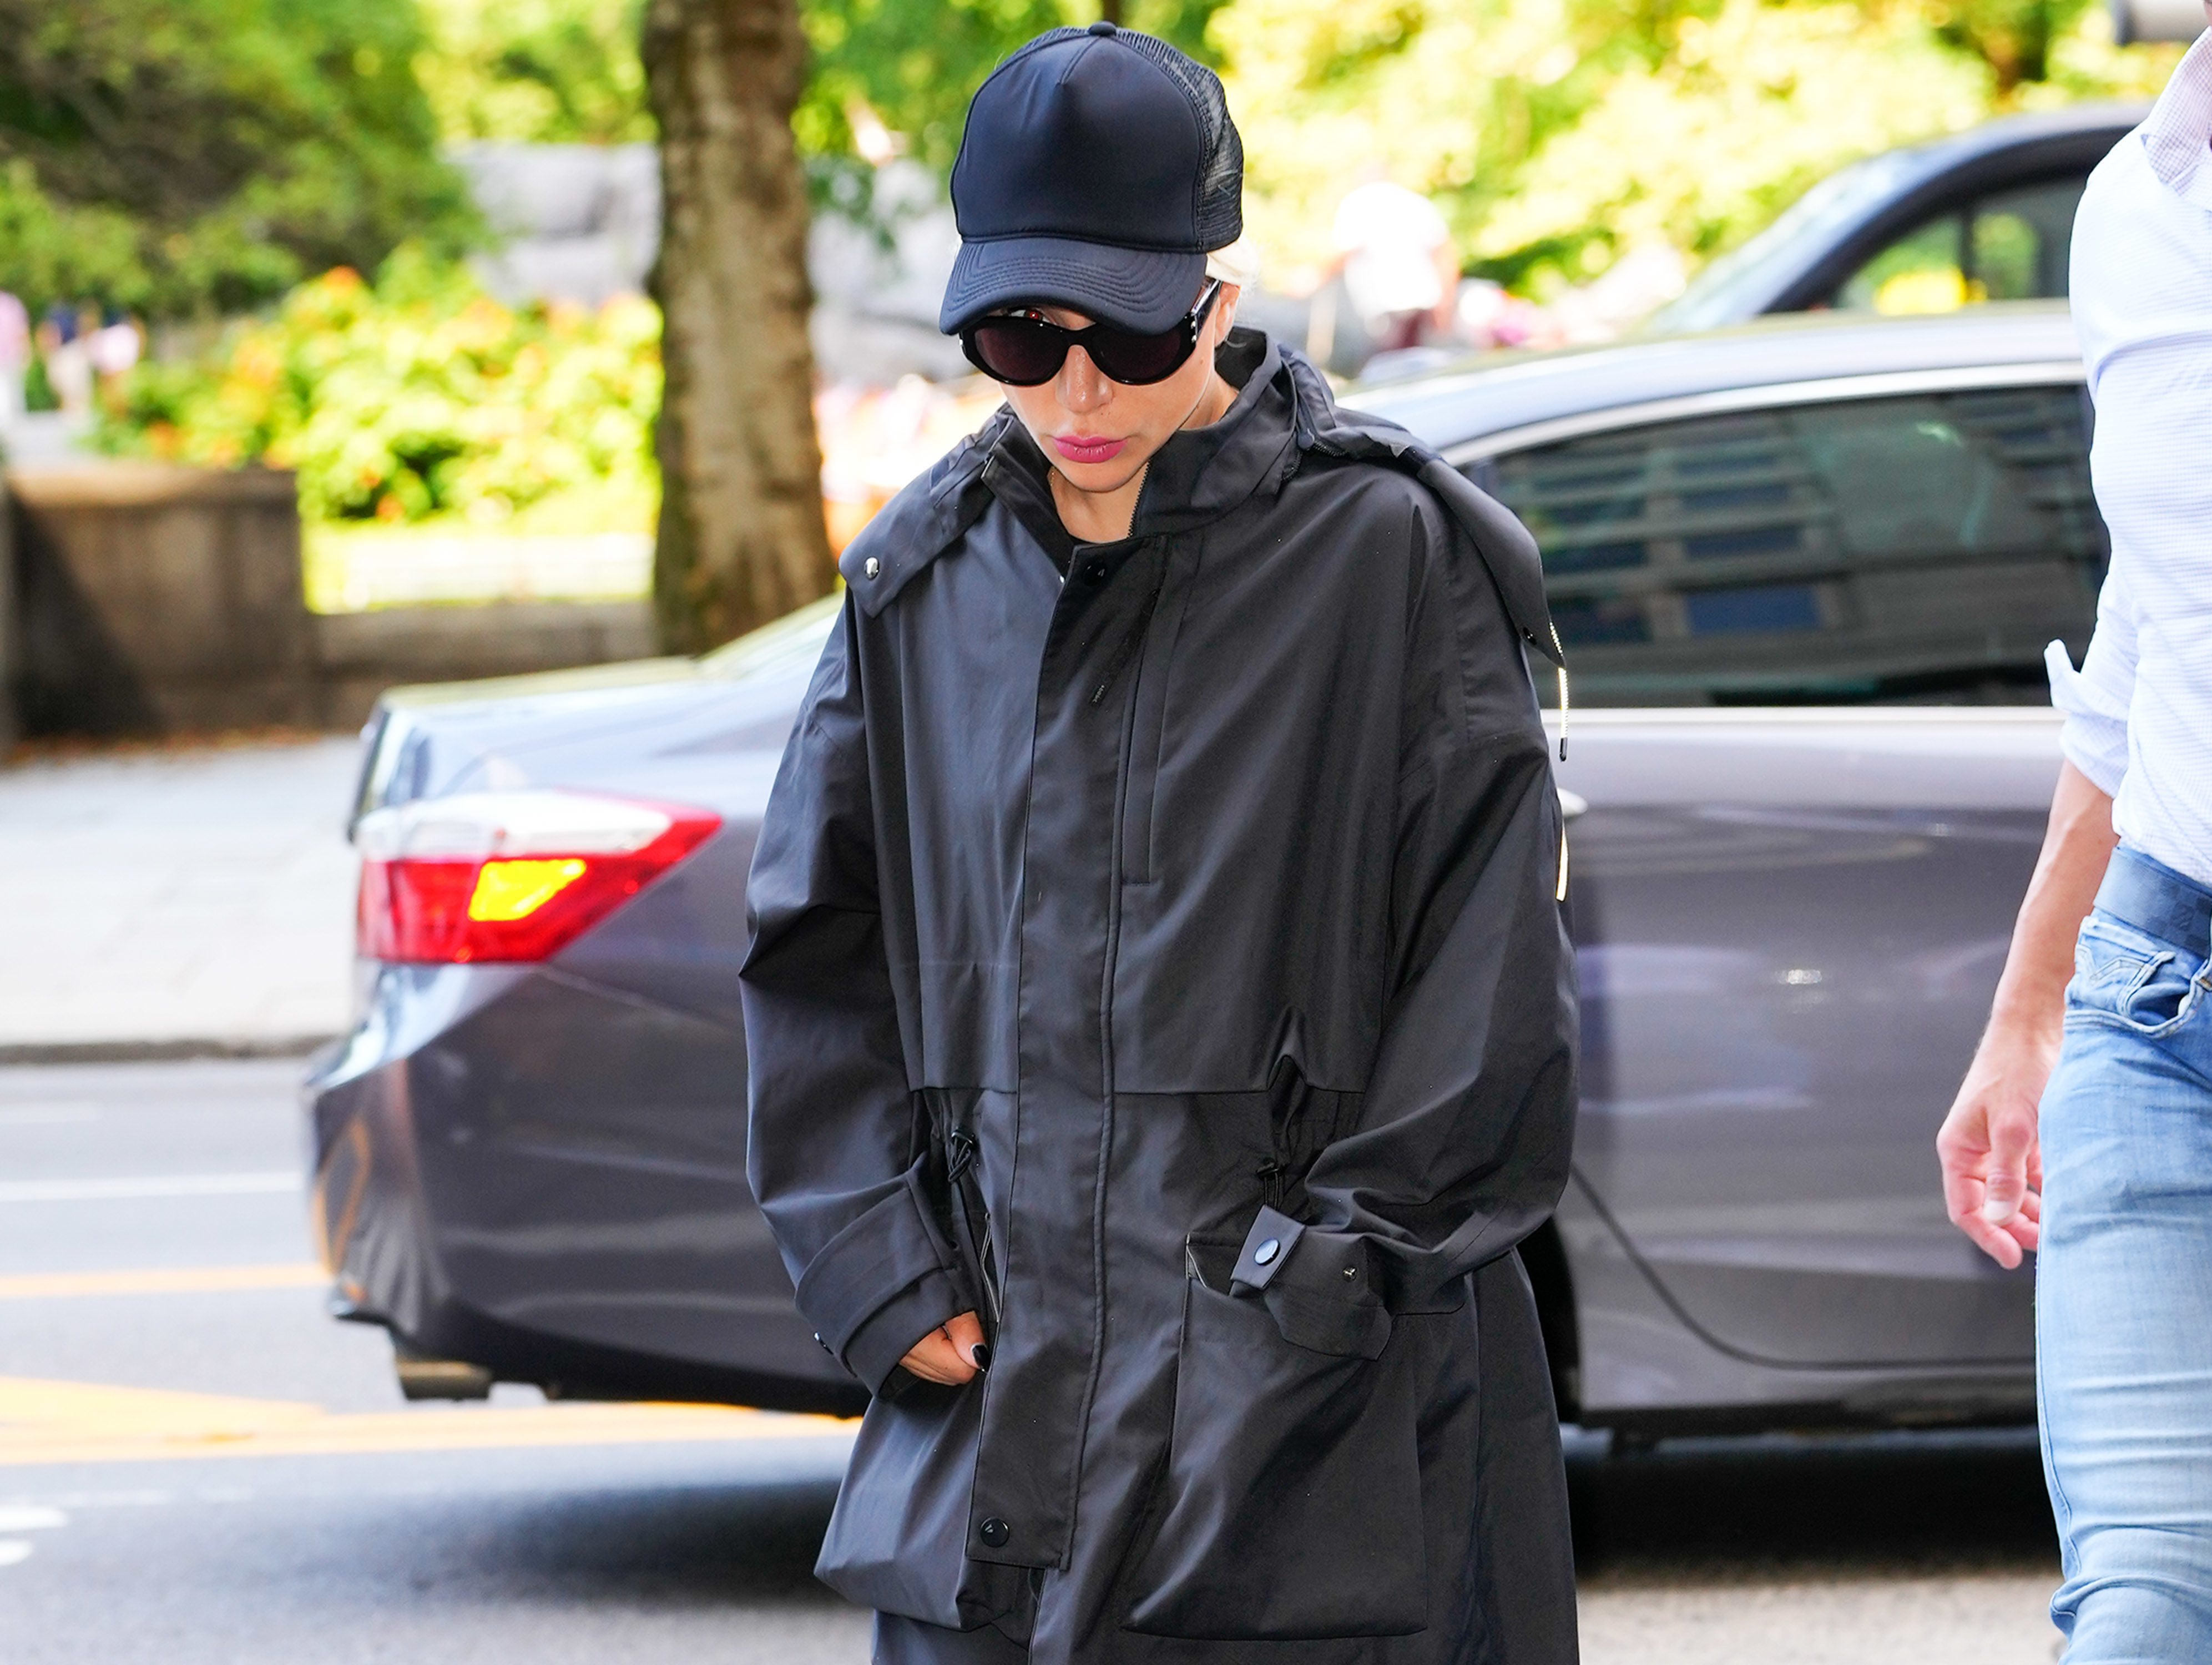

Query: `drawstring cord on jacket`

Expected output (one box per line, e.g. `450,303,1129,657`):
1551,624,1570,903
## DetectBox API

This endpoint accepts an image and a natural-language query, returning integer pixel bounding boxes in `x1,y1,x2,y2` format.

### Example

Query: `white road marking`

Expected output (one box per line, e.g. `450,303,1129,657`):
0,1505,67,1570
0,1173,300,1203
0,1105,103,1126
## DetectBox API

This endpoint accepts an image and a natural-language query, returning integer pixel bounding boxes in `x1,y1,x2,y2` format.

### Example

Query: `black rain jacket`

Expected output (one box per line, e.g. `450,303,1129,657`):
740,331,1579,1663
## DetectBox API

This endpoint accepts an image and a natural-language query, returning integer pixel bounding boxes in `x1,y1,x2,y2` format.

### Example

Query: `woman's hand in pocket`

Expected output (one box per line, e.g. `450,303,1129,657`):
900,1311,988,1385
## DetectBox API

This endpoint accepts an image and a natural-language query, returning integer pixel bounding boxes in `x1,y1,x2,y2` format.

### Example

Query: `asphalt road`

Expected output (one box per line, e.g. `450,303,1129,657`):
0,1061,2064,1663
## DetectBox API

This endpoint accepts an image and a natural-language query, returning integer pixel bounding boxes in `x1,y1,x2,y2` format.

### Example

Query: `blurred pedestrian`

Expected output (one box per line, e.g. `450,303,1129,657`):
1936,17,2212,1661
1330,173,1459,352
740,22,1579,1664
0,292,27,422
87,310,143,390
35,301,96,417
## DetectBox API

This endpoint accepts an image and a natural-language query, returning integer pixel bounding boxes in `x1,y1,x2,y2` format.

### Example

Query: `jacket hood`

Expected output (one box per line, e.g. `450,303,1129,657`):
839,329,1560,665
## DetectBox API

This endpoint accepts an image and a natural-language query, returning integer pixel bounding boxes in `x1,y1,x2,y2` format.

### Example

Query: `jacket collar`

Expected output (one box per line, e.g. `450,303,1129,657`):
838,408,1011,614
837,329,1559,667
973,327,1298,561
1128,329,1299,537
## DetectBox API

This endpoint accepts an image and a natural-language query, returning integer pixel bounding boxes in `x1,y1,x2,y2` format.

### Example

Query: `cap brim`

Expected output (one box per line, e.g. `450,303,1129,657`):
938,237,1209,335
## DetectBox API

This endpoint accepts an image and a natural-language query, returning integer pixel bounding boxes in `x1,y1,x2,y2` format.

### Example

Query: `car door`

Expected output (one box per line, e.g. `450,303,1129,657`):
1463,369,2105,1370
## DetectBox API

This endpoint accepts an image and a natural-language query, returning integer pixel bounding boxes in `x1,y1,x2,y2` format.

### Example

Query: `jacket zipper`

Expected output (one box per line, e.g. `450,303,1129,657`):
1064,566,1156,1519
1089,583,1164,707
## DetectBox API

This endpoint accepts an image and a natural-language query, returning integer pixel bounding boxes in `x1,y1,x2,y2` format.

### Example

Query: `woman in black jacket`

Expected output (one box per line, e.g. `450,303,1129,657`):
739,24,1580,1663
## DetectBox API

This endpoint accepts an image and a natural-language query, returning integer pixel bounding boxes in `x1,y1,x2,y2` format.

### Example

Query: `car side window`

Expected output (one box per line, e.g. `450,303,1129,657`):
1830,175,2085,313
1471,382,2107,706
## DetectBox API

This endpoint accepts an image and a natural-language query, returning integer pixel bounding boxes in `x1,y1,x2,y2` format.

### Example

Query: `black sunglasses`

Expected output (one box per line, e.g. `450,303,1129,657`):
961,281,1224,387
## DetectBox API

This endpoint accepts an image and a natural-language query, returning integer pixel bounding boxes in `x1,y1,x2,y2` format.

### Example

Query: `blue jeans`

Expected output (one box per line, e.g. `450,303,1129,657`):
2041,846,2212,1662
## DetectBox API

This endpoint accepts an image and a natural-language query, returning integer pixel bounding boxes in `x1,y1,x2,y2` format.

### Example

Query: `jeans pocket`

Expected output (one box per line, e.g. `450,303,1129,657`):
1122,1270,1428,1641
2067,915,2205,1038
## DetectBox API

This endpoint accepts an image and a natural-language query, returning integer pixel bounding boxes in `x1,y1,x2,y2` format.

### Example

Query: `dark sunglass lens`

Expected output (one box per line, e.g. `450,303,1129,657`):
968,320,1065,385
1090,327,1189,385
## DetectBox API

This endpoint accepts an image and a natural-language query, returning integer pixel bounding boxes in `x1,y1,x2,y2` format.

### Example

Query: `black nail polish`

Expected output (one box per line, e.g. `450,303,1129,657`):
971,1343,992,1370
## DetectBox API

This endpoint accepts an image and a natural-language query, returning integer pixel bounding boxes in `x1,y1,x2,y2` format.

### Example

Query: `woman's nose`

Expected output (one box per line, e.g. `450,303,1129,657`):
1058,347,1110,413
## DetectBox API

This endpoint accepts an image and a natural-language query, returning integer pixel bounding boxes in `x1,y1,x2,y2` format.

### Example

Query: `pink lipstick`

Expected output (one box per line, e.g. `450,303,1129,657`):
1053,434,1128,465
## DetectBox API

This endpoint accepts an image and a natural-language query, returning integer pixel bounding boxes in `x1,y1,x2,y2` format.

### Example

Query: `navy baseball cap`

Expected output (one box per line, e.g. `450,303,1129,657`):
938,23,1244,336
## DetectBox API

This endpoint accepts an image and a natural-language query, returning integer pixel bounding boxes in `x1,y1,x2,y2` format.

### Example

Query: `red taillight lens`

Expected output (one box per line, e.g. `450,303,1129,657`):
354,790,720,964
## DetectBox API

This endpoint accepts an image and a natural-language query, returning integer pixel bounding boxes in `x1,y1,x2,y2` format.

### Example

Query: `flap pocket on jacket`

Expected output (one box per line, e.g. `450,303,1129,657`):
1122,1269,1428,1641
816,1380,1028,1631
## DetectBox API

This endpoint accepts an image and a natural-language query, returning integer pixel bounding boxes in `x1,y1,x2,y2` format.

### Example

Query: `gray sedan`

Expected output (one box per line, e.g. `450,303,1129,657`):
308,303,2094,1436
1647,105,2138,331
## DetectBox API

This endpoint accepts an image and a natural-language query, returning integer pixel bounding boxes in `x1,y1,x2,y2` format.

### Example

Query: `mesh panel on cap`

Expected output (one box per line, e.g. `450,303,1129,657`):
1002,26,1244,251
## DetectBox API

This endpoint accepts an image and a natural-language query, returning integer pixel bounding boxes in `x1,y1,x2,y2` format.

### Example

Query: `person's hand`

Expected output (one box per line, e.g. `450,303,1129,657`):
1936,763,2112,1269
1936,1027,2052,1269
899,1311,987,1385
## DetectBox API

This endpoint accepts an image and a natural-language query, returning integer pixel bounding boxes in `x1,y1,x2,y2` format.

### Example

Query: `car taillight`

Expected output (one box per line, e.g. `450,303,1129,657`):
353,790,721,964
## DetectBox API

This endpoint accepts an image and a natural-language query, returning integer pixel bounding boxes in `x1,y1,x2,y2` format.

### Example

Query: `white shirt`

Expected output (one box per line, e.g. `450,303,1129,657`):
1332,182,1449,321
2052,31,2212,889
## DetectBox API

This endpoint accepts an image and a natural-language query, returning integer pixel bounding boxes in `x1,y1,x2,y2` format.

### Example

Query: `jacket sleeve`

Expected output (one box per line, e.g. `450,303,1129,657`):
1230,496,1577,1358
740,599,969,1394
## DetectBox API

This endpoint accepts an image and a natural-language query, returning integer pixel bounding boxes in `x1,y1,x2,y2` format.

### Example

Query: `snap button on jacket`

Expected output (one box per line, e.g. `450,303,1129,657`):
741,332,1580,1662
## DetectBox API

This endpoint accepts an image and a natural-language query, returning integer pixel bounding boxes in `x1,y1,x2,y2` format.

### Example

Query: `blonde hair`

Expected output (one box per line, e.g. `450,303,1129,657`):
1205,236,1261,289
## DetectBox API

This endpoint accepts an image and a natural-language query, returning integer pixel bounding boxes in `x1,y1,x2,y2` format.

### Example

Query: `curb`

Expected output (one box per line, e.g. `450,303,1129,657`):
0,1035,339,1067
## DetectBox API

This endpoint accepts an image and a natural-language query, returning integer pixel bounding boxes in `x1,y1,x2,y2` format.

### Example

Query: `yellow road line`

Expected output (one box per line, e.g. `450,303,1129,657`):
0,1377,852,1467
0,1264,329,1300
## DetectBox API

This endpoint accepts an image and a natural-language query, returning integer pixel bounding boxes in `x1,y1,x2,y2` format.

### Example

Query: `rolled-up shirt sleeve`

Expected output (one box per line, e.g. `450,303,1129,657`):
2047,559,2137,798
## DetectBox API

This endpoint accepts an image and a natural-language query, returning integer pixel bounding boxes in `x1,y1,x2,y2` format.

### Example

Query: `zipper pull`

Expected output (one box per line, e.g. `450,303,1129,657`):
1255,1159,1287,1210
946,1129,977,1183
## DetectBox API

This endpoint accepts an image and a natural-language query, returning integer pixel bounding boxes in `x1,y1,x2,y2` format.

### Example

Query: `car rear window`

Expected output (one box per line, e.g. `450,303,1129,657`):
1830,175,2085,314
1471,381,2107,707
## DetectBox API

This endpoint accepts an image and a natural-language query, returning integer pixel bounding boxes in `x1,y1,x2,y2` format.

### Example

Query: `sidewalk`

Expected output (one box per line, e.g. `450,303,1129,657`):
0,738,361,1056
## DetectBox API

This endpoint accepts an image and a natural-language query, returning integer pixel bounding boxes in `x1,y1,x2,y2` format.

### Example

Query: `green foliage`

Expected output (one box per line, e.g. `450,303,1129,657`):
1472,0,1993,283
21,340,54,410
794,0,1230,170
1928,0,2095,90
416,0,654,143
0,0,478,320
796,0,1075,170
410,0,1233,203
1127,0,1238,64
1212,0,2186,295
412,0,1233,175
99,248,660,532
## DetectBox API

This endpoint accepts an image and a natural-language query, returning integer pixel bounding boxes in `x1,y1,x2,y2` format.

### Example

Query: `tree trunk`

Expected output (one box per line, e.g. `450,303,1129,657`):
644,0,833,654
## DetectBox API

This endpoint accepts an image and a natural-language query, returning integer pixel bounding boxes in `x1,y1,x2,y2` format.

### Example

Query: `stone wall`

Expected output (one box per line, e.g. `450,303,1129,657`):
4,465,659,739
314,600,656,729
9,463,319,735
